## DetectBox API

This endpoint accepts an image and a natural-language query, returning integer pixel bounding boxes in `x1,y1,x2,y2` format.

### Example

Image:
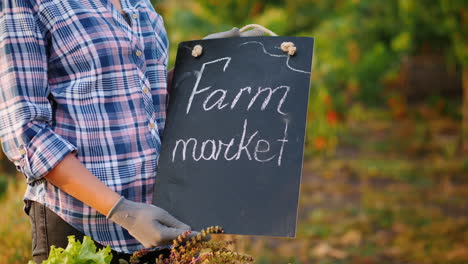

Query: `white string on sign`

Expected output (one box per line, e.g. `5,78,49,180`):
191,24,297,57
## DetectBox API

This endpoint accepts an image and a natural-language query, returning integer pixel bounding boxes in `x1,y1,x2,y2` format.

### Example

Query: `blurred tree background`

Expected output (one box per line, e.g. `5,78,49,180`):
1,0,467,263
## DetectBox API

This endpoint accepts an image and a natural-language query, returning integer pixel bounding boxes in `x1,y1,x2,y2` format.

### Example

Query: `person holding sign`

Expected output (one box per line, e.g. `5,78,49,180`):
0,0,262,262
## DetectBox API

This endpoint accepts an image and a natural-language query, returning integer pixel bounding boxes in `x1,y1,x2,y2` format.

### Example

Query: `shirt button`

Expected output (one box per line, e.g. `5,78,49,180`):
149,123,156,129
19,148,26,155
142,86,149,93
132,13,138,19
135,49,142,57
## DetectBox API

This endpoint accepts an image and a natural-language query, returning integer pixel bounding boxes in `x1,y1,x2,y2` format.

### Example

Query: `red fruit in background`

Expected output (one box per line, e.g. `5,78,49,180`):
314,137,327,150
326,110,338,125
249,2,264,17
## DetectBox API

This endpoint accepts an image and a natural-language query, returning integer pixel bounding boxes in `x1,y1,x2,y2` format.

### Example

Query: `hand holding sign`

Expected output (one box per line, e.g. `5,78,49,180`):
154,33,314,238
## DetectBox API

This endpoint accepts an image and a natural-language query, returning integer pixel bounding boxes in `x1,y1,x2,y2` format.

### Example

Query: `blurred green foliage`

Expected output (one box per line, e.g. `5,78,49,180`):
0,174,8,198
155,0,466,155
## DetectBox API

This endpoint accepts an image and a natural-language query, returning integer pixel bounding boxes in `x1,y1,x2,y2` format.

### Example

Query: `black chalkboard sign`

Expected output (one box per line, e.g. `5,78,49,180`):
153,36,314,237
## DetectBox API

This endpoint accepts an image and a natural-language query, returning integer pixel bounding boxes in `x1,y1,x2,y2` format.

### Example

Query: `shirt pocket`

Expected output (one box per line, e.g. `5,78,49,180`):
52,8,131,57
47,8,134,95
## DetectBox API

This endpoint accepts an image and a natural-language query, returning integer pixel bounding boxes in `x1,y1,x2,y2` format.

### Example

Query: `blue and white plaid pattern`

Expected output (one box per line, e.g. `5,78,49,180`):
0,0,168,253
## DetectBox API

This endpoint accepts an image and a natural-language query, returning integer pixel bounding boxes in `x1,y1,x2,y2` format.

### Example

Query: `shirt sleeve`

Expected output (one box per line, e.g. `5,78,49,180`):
0,0,78,184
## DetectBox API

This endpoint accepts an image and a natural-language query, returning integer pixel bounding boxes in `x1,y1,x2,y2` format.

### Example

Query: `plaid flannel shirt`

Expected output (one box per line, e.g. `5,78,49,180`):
0,0,168,253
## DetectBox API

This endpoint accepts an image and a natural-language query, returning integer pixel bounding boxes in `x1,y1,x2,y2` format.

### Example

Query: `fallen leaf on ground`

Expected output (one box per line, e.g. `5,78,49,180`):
340,230,362,246
312,242,347,259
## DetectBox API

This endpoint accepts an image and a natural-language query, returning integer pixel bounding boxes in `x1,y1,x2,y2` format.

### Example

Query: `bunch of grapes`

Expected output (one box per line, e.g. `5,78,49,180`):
127,226,254,264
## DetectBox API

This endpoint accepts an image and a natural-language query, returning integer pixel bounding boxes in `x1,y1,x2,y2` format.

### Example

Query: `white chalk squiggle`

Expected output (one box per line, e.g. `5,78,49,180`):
239,41,310,74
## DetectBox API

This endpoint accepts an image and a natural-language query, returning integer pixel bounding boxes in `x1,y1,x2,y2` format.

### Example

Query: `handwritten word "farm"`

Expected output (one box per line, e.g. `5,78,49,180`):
186,57,290,115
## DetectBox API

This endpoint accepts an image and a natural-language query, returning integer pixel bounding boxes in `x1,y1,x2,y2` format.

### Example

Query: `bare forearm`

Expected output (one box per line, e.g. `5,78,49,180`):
45,152,120,216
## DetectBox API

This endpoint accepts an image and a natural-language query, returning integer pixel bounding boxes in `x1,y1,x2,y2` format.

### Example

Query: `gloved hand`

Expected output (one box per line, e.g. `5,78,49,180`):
107,196,191,248
203,27,264,39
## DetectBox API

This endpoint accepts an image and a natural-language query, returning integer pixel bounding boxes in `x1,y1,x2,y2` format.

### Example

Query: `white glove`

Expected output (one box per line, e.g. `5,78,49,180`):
107,196,190,248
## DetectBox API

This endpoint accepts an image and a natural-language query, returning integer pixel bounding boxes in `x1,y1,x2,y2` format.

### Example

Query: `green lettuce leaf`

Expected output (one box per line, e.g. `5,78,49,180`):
29,235,113,264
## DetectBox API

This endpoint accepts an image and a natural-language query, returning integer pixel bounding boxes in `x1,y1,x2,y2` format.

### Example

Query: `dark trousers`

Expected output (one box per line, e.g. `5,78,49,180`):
26,201,133,264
